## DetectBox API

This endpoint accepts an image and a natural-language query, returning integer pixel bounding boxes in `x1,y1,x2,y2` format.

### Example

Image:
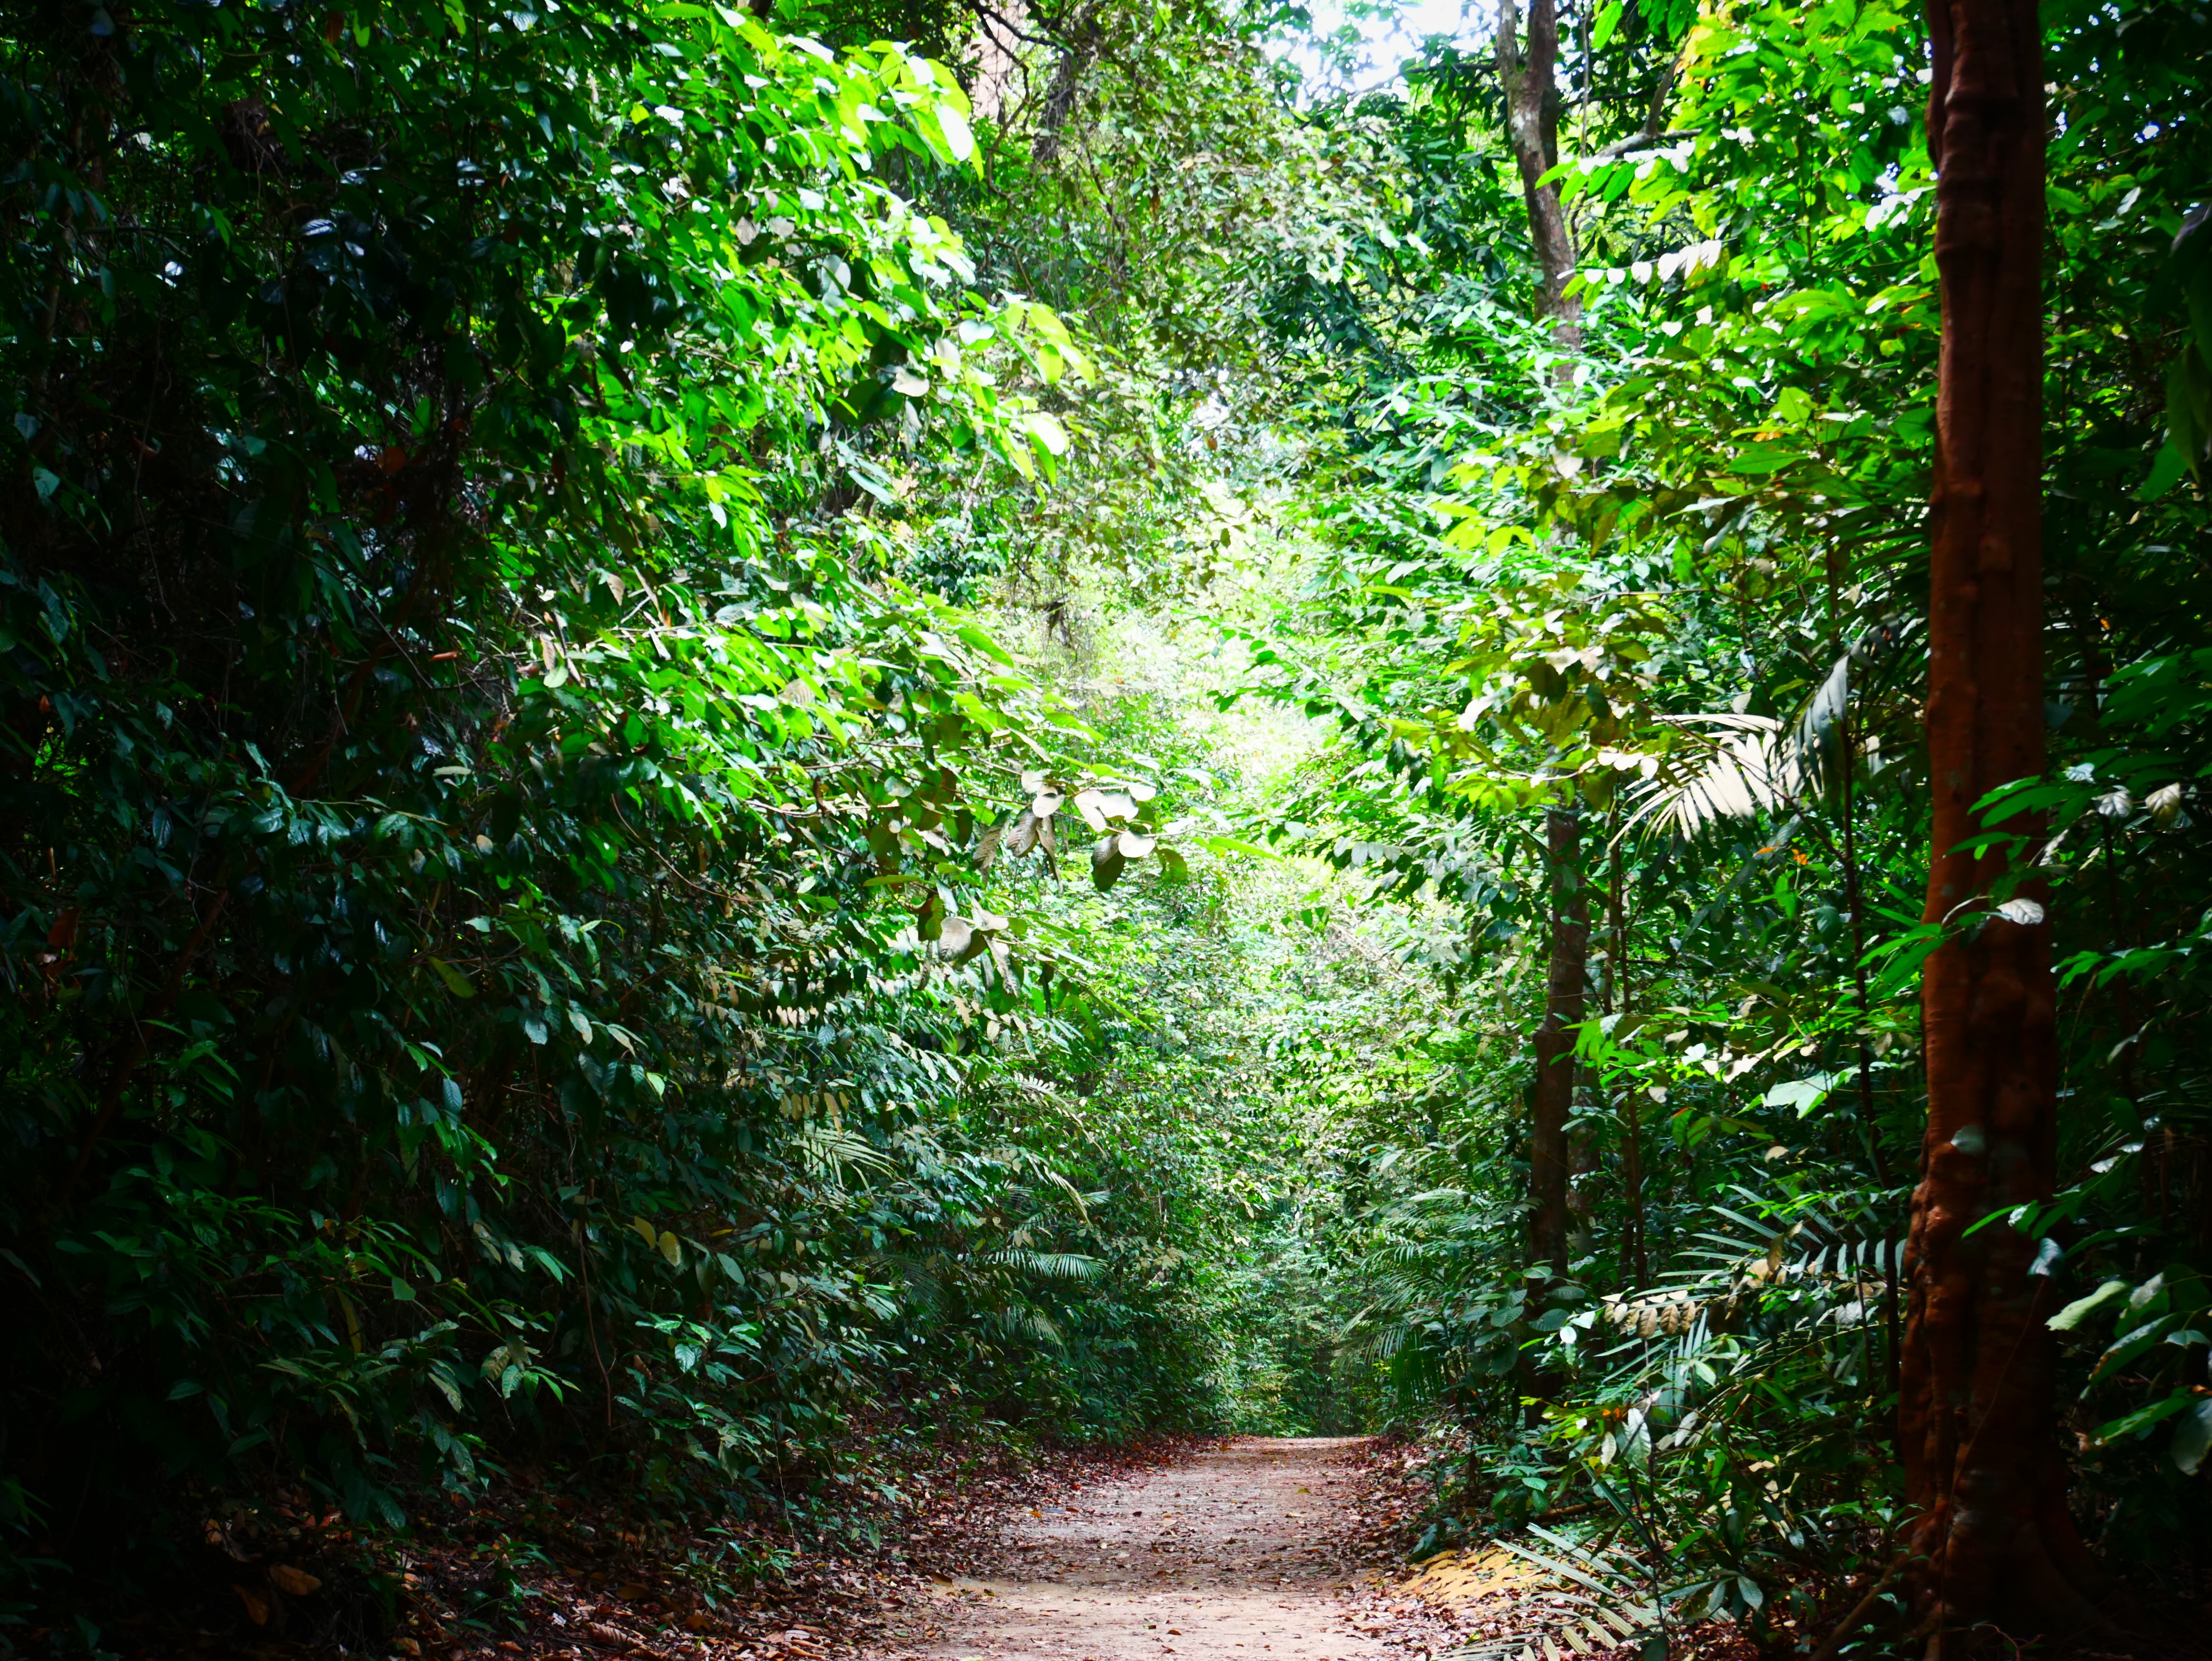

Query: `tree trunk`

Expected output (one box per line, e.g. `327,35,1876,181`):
1495,0,1581,346
1606,831,1648,1287
1529,805,1585,1279
1499,0,1585,1289
1900,1,2107,1647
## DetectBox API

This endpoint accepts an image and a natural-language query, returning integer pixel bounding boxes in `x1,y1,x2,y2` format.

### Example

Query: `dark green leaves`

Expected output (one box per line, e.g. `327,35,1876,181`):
2156,205,2212,491
1091,835,1126,890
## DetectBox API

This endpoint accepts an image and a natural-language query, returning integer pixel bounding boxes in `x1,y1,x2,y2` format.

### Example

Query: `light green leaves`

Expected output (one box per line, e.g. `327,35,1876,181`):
2049,1279,2129,1332
1760,1073,1839,1116
1005,408,1074,482
1019,410,1071,457
1592,0,1627,51
913,102,976,168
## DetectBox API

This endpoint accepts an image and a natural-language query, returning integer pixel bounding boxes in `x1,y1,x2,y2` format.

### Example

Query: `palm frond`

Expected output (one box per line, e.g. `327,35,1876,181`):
1622,714,1795,840
792,1123,896,1181
1420,1531,1676,1661
983,1304,1065,1345
1624,618,1916,843
985,1248,1101,1281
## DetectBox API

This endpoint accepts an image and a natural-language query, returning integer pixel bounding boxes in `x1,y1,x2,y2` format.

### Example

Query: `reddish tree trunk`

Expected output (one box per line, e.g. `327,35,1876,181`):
1495,0,1581,346
1529,805,1585,1278
1900,1,2107,1647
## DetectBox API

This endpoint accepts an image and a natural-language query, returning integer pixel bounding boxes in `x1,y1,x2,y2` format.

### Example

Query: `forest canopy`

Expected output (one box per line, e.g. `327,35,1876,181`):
1,0,2207,1657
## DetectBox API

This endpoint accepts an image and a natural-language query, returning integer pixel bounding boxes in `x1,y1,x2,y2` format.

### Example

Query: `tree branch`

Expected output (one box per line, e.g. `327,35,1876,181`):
1583,127,1698,161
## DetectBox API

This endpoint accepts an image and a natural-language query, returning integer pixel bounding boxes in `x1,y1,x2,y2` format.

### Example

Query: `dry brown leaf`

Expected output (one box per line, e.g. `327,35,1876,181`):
269,1564,321,1595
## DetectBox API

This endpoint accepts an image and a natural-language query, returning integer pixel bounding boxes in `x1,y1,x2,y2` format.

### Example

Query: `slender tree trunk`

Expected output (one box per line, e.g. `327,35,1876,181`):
1530,805,1585,1279
1498,0,1586,1294
1620,1091,1646,1286
1608,831,1649,1287
1901,1,2107,1646
1495,0,1581,347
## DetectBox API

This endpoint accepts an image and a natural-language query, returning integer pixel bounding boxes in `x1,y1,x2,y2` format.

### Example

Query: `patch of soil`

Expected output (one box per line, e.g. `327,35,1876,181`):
863,1435,1421,1661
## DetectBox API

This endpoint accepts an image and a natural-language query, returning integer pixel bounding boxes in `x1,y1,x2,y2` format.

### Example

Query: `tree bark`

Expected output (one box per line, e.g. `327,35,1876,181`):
1606,830,1649,1287
1901,1,2108,1647
1529,805,1585,1279
1495,0,1581,346
1499,0,1585,1290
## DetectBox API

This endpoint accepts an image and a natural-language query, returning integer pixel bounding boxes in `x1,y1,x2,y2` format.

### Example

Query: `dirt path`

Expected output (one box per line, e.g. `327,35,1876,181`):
867,1437,1408,1661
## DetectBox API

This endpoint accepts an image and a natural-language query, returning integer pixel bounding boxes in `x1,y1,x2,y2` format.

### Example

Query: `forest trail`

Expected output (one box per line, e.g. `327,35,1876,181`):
871,1439,1404,1661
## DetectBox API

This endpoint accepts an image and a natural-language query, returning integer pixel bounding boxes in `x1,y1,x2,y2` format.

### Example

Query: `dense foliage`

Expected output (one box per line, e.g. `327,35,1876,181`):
0,0,1271,1633
1220,0,2212,1650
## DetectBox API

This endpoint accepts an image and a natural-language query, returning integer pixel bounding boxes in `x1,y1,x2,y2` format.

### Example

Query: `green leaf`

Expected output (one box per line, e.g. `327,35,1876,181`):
2169,346,2212,473
2172,1400,2212,1475
1196,834,1276,859
2091,1390,2193,1446
2092,1316,2178,1383
846,454,906,504
955,623,1018,667
2049,1279,2128,1331
426,1362,466,1412
1020,410,1070,457
1762,1072,1838,1115
915,103,975,167
1091,835,1126,891
2143,435,2190,500
428,956,475,999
